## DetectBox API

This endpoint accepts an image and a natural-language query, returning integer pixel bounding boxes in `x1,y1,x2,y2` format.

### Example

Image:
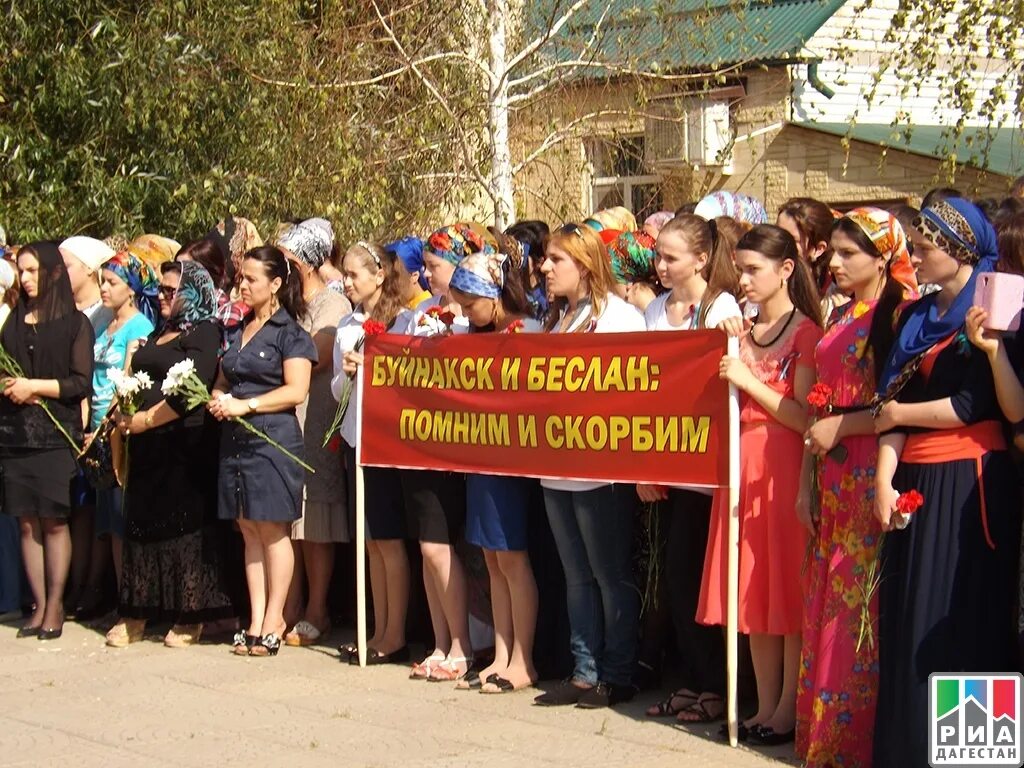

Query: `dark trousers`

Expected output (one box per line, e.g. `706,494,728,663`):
665,488,725,695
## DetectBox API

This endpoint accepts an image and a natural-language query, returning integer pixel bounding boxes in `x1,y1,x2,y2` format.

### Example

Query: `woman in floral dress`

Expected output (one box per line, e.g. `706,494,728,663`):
795,209,917,766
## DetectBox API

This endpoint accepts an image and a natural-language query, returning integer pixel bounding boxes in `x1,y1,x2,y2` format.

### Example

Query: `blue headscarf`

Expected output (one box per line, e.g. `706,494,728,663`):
385,236,427,291
103,250,160,326
876,197,998,394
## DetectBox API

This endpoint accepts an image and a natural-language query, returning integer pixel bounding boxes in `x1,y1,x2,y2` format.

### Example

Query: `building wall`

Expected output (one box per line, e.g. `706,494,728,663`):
794,0,1017,126
513,66,1012,224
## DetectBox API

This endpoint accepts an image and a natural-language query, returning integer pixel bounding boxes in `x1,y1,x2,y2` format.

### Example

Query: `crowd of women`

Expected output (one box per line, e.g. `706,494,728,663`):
2,181,1024,767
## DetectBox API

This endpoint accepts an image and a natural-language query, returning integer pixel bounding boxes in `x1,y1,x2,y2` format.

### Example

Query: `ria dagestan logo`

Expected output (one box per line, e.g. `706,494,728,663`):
930,674,1023,766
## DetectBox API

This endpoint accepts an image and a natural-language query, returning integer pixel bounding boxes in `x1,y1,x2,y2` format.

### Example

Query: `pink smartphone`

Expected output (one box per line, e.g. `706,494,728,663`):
973,272,1024,332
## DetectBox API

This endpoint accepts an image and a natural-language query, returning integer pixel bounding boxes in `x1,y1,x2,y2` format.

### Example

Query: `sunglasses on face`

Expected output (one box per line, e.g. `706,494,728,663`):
158,285,177,298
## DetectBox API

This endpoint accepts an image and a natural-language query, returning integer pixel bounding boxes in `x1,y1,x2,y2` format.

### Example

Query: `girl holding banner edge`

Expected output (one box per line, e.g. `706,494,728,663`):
332,241,413,664
447,240,543,693
399,225,485,683
533,223,646,709
702,224,823,746
640,214,741,724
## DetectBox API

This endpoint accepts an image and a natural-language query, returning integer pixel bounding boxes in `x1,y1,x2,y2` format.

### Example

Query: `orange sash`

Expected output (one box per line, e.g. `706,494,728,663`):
901,421,1005,550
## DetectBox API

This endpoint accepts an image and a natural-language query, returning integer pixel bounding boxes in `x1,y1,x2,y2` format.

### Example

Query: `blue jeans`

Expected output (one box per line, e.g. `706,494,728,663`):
543,484,638,686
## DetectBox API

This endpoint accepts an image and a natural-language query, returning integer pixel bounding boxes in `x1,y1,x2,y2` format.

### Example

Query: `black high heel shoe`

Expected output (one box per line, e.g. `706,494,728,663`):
38,627,63,641
16,625,41,639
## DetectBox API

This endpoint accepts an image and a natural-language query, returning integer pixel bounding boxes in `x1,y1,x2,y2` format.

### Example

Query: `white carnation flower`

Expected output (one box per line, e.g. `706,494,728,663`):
134,371,153,390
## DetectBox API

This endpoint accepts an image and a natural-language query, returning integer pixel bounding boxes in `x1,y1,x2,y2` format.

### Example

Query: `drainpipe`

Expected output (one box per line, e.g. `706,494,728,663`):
807,61,835,99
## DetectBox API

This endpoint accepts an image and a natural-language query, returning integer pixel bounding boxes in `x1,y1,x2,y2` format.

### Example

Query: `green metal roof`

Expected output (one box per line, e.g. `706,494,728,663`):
795,122,1024,177
526,0,847,73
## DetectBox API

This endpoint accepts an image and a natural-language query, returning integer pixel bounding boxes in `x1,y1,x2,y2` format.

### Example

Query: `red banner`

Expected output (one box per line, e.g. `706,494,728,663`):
359,330,729,487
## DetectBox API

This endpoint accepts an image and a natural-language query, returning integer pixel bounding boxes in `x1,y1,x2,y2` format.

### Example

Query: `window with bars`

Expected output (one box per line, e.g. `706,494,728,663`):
586,135,663,221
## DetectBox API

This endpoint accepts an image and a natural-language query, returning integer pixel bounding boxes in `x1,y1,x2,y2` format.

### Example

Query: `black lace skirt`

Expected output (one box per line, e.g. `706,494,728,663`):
119,525,240,624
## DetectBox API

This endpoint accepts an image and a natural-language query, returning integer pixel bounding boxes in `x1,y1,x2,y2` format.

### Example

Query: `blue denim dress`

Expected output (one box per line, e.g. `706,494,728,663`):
217,309,317,522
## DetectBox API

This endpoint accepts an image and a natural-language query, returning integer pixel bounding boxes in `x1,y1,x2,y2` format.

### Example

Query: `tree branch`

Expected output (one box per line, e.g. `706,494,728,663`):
505,0,591,78
370,0,493,199
244,51,490,90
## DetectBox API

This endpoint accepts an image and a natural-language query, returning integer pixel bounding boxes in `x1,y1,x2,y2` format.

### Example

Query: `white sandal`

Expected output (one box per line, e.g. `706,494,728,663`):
409,651,446,680
426,656,474,683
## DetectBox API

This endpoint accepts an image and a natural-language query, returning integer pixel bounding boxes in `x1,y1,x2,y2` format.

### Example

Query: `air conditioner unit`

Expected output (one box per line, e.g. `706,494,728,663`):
645,97,733,169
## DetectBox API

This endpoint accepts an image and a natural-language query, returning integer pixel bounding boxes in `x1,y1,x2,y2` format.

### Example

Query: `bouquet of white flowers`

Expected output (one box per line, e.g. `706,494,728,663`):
162,358,314,473
108,368,153,415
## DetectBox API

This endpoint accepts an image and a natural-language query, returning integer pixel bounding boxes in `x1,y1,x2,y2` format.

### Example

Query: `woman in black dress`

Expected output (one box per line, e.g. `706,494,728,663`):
209,246,316,657
0,241,94,640
106,261,238,648
872,198,1022,767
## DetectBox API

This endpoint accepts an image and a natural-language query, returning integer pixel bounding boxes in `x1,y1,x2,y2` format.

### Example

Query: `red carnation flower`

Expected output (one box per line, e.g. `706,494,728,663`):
425,305,443,317
362,319,387,336
438,310,456,325
505,319,525,334
807,383,833,410
895,489,924,515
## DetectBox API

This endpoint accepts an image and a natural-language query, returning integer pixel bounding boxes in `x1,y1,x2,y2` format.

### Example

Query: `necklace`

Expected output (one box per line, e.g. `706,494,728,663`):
749,308,796,348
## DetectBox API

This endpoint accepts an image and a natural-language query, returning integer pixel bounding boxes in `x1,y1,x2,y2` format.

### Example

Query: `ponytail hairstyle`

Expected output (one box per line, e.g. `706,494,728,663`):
243,245,306,320
735,225,823,328
543,223,618,331
492,234,532,316
656,213,739,328
344,240,409,328
777,197,836,295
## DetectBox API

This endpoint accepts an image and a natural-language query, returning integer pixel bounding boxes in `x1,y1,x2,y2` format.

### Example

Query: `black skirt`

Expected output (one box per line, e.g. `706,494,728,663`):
874,451,1021,767
1,448,76,518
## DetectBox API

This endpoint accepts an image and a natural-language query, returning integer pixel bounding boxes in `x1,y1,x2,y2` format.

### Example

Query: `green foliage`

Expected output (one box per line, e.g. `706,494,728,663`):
0,0,468,243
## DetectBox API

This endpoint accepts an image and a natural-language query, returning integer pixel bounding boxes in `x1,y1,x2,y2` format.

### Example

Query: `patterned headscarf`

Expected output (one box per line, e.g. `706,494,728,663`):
128,234,180,271
425,223,496,266
385,236,428,291
912,198,998,266
608,231,658,286
103,251,160,325
843,207,918,296
449,252,510,300
215,216,263,267
164,261,217,334
278,218,334,270
643,211,675,238
694,191,769,225
877,197,997,395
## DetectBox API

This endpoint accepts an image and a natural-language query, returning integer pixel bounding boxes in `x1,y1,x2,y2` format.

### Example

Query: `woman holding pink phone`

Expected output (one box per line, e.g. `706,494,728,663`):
871,198,1021,768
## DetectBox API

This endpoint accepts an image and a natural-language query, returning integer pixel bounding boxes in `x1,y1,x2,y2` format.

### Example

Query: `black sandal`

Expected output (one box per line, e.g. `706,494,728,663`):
646,689,699,718
232,631,258,656
676,695,725,724
250,633,282,657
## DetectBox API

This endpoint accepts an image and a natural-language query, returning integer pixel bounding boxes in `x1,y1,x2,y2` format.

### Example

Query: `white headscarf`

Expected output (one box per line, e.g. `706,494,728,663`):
59,236,116,273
